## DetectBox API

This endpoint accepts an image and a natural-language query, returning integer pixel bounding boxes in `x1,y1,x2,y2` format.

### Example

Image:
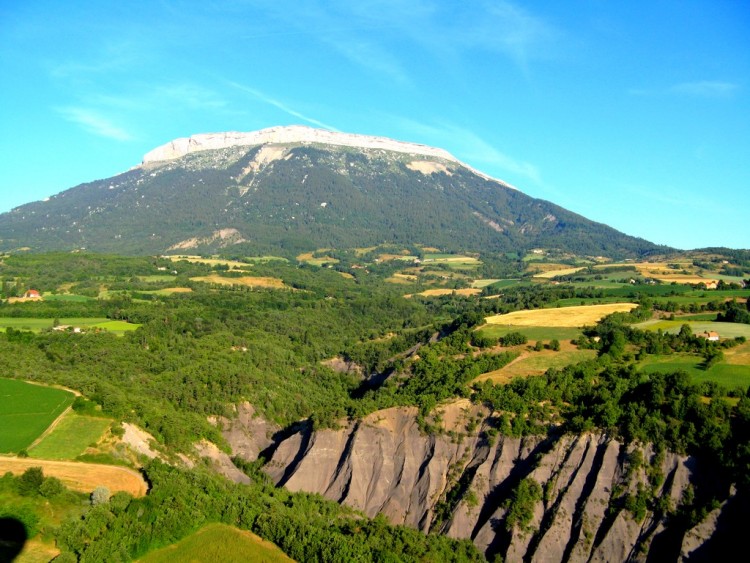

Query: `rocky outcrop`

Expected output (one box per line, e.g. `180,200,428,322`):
225,403,737,562
142,125,458,164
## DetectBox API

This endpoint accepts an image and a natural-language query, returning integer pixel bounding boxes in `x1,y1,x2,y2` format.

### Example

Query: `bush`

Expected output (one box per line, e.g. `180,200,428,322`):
501,332,527,346
17,467,44,496
503,478,542,531
91,486,110,506
40,477,65,498
470,332,497,349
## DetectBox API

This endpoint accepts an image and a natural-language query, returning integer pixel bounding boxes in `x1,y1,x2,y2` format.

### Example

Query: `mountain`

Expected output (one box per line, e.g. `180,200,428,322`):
0,126,667,257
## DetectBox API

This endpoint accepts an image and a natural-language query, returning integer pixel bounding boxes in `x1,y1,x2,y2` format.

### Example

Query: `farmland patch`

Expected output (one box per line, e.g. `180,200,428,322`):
0,317,140,334
476,325,582,342
633,320,750,339
475,347,597,384
164,255,251,269
406,288,482,298
0,379,74,453
28,413,111,460
485,303,638,328
190,274,288,289
0,458,147,496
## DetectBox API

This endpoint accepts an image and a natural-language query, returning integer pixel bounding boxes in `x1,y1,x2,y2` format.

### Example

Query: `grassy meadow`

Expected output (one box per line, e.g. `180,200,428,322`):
477,325,582,342
634,320,750,339
0,317,140,335
475,346,597,384
0,378,74,453
638,354,750,390
28,413,111,460
137,523,294,563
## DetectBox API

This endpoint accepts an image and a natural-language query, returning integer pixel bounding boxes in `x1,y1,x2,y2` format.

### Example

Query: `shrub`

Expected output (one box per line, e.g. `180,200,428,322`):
501,332,527,346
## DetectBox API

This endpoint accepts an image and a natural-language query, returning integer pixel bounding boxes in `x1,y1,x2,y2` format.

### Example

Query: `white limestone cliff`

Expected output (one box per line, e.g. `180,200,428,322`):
142,125,458,164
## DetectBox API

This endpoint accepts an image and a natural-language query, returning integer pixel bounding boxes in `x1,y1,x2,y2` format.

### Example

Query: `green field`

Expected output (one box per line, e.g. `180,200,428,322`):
676,313,719,321
42,293,95,302
0,317,140,335
638,354,750,390
472,279,523,290
28,413,111,460
477,325,582,342
0,378,74,453
551,296,632,307
423,253,482,268
244,255,289,263
137,275,177,282
138,523,293,563
633,320,750,339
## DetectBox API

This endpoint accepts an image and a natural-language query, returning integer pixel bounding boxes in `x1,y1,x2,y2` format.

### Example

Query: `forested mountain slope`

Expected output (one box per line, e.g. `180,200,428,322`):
0,126,667,258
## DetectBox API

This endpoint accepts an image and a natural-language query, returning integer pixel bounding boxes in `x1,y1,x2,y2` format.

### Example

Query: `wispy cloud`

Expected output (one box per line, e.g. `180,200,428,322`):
323,38,411,85
228,82,339,131
619,182,721,213
670,81,739,98
630,81,740,98
458,1,560,73
392,116,541,185
153,84,228,110
57,107,134,141
447,125,542,184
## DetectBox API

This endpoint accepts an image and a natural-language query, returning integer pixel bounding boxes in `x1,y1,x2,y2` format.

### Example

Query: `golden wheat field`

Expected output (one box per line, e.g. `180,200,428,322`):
0,457,148,496
406,288,483,298
485,303,638,327
190,274,287,289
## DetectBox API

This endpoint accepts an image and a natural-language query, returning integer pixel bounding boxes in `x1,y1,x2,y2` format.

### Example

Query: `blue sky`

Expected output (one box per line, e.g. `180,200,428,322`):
1,1,748,250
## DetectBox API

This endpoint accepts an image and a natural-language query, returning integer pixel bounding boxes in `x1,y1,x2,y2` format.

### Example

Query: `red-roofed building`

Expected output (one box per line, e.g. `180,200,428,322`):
23,289,41,299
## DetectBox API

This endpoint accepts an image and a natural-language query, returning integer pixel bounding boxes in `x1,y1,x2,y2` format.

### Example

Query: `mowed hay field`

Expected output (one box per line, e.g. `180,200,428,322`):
0,379,74,453
485,303,638,328
407,288,483,298
165,255,251,269
28,413,111,460
0,457,147,496
475,344,598,384
137,523,294,563
191,274,288,289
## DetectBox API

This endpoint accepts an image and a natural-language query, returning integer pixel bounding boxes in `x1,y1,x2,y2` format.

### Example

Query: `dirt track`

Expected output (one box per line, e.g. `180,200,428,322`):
0,456,148,496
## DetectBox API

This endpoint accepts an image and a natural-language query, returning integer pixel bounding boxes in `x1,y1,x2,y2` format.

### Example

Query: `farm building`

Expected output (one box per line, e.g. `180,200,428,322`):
703,281,719,290
23,289,42,299
700,331,720,341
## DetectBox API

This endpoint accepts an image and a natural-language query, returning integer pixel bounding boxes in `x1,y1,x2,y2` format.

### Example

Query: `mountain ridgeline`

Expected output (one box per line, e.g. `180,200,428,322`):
0,126,666,258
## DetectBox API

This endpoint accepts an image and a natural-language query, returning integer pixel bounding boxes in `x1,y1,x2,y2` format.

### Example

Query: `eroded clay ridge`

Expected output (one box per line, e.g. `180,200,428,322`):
142,125,458,164
223,404,736,562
